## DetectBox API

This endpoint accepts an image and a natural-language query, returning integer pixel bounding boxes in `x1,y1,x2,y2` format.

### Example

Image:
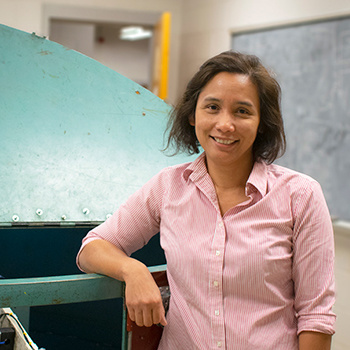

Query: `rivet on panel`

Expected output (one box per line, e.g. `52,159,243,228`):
12,215,19,222
36,209,43,216
106,214,112,219
61,215,67,220
83,208,90,215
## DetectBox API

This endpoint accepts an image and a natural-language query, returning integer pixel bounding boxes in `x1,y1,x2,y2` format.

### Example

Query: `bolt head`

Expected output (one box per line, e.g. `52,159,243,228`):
83,208,90,215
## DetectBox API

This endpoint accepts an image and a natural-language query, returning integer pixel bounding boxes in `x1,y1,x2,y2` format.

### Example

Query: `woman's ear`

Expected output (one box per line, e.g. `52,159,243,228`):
189,114,195,126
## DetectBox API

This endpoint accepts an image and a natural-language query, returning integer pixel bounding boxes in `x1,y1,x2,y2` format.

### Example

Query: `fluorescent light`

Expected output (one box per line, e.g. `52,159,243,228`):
120,26,152,41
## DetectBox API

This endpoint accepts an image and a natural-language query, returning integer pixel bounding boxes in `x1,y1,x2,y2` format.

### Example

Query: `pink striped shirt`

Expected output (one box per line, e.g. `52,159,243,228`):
78,153,336,349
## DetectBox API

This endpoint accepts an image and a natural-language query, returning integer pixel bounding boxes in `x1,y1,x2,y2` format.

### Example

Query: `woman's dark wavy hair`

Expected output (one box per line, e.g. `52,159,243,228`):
164,51,286,163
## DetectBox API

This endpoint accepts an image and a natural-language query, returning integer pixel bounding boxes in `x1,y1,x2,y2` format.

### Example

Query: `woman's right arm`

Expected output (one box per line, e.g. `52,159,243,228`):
78,239,167,327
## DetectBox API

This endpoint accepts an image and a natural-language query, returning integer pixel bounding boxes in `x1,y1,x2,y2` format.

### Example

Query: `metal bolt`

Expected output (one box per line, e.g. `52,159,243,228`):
36,209,43,216
83,208,90,215
61,215,67,220
12,215,19,222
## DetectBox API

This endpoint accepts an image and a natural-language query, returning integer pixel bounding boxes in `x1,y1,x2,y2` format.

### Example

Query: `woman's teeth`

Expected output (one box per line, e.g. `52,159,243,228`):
213,137,235,145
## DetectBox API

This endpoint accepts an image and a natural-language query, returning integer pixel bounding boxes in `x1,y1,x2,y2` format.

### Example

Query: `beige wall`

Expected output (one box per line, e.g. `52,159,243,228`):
333,222,350,350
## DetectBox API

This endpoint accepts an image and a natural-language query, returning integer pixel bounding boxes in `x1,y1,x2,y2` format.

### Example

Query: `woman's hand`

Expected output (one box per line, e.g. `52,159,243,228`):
124,260,168,327
78,240,167,327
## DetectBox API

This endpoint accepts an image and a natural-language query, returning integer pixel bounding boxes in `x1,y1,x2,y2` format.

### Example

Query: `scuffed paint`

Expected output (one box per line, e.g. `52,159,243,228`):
38,50,53,56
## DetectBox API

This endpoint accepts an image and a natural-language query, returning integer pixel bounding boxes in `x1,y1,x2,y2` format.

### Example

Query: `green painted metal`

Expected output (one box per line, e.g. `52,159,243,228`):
0,266,167,349
0,24,194,224
122,302,128,350
0,265,167,308
0,273,123,308
147,264,167,273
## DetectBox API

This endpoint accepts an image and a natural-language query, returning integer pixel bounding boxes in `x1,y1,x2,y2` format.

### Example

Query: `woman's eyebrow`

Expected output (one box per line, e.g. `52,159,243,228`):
203,97,254,107
202,96,221,103
237,101,254,107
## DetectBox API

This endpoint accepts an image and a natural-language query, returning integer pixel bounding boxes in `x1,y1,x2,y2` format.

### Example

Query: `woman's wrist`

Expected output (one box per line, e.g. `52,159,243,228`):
122,257,148,283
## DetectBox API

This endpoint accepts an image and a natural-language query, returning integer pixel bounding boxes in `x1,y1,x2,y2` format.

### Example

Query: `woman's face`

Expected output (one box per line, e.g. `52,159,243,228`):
191,72,260,170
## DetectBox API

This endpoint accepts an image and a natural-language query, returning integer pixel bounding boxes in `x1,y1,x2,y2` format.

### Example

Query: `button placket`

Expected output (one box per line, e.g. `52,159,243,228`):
208,216,226,349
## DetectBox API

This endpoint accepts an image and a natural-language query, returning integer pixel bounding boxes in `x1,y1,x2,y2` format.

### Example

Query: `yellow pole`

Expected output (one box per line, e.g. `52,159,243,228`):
159,12,171,100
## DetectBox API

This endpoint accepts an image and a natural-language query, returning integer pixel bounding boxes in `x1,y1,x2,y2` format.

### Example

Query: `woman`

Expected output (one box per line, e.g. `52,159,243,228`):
77,51,335,349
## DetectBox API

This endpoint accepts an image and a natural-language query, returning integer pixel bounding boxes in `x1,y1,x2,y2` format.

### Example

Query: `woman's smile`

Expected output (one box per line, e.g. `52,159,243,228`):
210,136,238,145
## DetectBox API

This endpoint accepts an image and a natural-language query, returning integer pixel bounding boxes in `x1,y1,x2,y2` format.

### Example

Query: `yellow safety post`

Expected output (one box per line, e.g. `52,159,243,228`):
152,12,171,101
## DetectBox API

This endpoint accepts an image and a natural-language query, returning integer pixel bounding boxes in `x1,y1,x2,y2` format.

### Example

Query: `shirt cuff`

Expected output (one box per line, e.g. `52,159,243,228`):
76,236,102,272
297,314,336,335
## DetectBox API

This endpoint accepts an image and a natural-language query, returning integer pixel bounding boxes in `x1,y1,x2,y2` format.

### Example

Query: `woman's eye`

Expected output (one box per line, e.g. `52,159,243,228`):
207,105,219,111
237,108,249,115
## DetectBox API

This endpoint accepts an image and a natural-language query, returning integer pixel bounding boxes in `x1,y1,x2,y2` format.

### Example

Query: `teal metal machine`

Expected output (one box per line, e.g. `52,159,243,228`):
0,23,194,349
0,24,193,225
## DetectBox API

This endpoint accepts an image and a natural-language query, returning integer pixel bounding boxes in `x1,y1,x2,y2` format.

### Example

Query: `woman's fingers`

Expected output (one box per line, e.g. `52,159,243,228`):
128,300,167,327
152,305,168,327
124,262,167,327
134,309,147,327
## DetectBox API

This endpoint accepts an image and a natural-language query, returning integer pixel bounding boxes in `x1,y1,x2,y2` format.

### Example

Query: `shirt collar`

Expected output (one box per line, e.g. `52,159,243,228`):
246,161,268,197
183,152,207,182
182,152,268,197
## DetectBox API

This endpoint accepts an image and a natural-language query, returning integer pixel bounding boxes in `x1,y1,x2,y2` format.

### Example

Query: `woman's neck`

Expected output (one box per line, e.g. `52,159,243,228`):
206,156,254,190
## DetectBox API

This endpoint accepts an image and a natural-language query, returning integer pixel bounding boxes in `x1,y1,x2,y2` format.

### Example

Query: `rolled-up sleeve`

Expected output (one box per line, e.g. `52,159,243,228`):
76,168,169,270
291,179,336,335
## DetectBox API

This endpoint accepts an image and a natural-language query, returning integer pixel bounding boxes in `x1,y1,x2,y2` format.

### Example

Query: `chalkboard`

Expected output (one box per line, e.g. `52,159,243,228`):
232,16,350,221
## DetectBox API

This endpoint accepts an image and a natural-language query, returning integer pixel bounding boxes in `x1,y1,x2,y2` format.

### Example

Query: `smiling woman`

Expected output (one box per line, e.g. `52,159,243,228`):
77,51,335,350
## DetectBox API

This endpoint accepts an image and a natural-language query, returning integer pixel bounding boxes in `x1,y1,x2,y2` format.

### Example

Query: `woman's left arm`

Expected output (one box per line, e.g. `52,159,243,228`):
292,180,336,339
299,331,332,350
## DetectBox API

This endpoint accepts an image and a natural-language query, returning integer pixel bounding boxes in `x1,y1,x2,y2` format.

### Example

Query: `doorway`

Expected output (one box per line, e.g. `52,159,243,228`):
43,5,167,92
50,19,153,88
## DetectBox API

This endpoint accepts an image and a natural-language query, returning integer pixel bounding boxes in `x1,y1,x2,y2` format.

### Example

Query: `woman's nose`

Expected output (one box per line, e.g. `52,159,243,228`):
216,111,235,132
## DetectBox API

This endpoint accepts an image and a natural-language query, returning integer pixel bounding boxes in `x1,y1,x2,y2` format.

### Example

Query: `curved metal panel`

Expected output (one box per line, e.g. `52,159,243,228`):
0,24,194,224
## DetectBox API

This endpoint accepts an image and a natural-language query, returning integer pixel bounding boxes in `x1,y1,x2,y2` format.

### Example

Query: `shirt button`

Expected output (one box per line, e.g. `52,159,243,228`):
215,310,220,316
216,250,221,256
217,341,222,347
219,222,224,228
213,281,219,287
